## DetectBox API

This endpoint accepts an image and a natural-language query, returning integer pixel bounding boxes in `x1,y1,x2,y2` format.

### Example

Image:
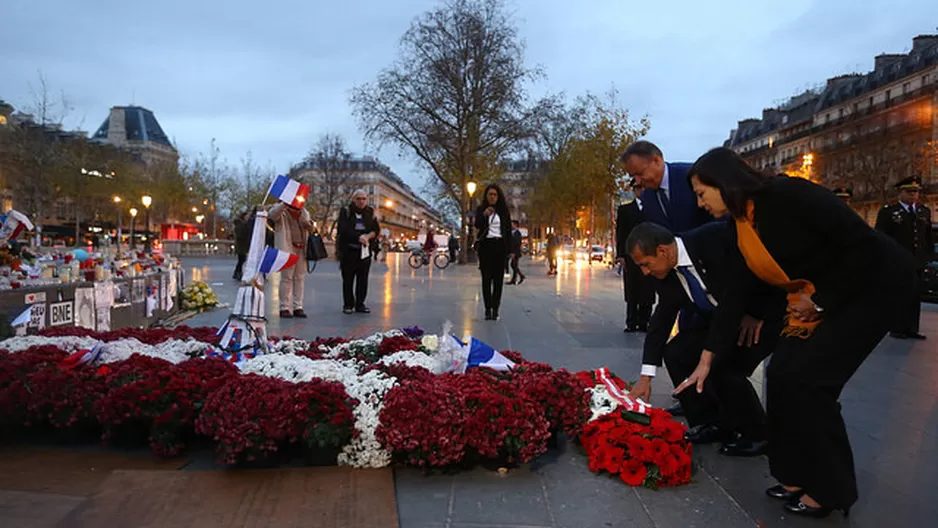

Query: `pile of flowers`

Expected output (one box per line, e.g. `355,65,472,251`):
181,281,219,311
0,325,692,489
575,369,693,489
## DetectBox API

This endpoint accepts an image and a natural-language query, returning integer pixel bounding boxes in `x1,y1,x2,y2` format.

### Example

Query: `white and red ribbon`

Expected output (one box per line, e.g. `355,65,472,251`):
595,367,652,415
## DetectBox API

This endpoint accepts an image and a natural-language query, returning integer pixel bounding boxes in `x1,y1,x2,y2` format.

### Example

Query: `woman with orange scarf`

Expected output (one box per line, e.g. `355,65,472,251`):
682,147,915,518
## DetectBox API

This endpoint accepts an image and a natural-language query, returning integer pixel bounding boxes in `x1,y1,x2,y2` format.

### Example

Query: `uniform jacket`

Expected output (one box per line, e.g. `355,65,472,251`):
875,201,934,266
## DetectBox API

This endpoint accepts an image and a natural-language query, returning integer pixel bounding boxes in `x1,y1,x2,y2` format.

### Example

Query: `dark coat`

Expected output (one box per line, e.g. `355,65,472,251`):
474,204,511,250
510,229,523,254
233,211,252,255
751,176,916,313
336,205,380,254
875,201,934,266
643,221,759,367
639,162,712,233
616,200,655,305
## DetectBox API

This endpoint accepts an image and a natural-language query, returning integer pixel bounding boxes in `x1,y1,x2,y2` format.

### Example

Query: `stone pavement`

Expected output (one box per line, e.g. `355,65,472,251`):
182,253,938,528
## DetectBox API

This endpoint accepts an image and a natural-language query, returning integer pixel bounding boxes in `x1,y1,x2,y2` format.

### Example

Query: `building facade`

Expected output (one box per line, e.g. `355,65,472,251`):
292,155,447,242
724,34,938,223
91,106,178,167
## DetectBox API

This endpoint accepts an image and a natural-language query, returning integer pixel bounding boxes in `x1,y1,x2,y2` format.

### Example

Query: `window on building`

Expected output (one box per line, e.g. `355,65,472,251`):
923,74,930,85
885,89,891,100
839,108,844,118
825,113,830,122
853,102,858,113
868,96,873,107
903,82,910,94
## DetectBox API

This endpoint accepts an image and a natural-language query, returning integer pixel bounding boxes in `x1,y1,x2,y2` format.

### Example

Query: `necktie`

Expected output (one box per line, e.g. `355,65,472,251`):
677,267,714,312
656,189,670,218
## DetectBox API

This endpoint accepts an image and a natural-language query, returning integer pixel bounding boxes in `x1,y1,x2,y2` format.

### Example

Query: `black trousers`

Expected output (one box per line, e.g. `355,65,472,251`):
766,281,903,510
663,324,772,439
547,252,558,273
340,251,372,309
892,267,922,334
478,239,507,311
623,259,653,328
509,254,525,282
233,253,247,279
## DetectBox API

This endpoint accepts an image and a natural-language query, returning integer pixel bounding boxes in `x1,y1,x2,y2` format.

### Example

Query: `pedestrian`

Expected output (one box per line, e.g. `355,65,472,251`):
507,220,526,284
337,189,380,314
232,209,252,280
475,184,512,320
546,233,559,275
686,146,916,518
269,201,313,318
615,178,654,332
448,234,459,264
875,176,933,340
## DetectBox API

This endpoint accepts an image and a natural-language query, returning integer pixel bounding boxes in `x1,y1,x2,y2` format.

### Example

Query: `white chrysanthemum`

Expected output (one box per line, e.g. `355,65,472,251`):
587,385,620,422
420,334,439,351
0,335,100,353
378,350,435,371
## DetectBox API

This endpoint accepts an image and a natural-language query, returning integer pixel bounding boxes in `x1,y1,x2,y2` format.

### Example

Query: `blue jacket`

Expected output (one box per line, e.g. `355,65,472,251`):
640,162,712,233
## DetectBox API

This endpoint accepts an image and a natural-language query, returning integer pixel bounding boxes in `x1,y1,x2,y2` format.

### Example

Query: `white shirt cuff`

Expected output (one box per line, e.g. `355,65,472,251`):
641,364,657,377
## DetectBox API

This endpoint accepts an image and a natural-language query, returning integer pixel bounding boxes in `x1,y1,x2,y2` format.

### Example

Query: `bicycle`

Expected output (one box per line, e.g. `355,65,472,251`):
408,248,450,270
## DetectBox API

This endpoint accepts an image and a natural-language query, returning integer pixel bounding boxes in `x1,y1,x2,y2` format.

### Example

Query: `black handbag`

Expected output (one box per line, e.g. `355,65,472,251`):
306,233,328,272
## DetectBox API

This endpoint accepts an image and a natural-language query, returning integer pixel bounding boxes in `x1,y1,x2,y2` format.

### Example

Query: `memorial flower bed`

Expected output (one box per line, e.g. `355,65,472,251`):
0,326,692,487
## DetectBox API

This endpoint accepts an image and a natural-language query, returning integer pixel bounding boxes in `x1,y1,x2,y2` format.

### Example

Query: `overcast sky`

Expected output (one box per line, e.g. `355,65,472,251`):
3,0,936,193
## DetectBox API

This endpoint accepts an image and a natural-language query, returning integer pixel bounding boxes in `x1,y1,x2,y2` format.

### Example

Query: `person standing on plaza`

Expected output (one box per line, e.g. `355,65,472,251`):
507,220,526,285
475,184,512,320
546,232,559,275
686,147,916,518
448,234,459,264
232,209,252,280
337,189,380,314
269,201,313,318
875,176,933,340
616,178,654,332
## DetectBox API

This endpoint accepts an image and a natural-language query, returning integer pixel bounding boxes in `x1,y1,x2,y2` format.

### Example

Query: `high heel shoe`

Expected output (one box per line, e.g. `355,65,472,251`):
765,484,802,502
784,497,849,519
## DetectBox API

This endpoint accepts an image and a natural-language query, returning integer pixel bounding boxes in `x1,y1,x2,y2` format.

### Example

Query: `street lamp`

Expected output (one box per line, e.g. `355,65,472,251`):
195,215,205,238
141,195,152,252
113,196,122,253
466,180,477,263
129,207,138,252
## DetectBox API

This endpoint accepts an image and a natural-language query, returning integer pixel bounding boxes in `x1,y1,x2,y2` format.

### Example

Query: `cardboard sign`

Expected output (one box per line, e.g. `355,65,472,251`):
29,303,46,329
50,300,74,326
24,292,46,304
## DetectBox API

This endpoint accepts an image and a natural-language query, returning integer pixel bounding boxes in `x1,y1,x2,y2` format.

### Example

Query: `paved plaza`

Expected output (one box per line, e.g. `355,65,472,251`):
181,253,938,528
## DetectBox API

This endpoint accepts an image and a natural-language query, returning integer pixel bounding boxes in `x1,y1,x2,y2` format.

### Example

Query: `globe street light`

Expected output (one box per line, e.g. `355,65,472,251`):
129,207,138,252
141,195,153,252
466,180,477,264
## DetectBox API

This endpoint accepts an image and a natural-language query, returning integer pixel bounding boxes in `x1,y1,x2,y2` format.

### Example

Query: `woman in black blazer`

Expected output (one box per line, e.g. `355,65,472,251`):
474,184,512,320
683,147,915,518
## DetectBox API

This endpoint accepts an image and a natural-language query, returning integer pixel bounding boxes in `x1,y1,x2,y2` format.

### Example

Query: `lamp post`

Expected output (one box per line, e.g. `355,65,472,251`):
195,215,205,239
129,207,138,252
141,195,152,253
113,196,122,254
466,180,477,264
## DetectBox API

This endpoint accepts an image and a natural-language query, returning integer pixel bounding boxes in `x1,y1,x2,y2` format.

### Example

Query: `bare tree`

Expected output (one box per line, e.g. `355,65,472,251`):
350,0,553,263
297,133,361,233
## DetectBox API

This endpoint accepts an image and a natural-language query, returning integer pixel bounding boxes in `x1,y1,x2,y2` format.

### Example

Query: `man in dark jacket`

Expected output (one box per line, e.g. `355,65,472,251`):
507,221,526,284
616,179,654,331
875,176,933,340
626,221,784,454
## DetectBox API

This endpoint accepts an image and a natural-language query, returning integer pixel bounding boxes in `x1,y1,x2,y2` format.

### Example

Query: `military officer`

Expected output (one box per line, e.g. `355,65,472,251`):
875,176,934,340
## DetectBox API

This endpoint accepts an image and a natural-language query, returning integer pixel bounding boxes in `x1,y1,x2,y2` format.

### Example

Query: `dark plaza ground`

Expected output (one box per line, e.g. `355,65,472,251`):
172,252,937,527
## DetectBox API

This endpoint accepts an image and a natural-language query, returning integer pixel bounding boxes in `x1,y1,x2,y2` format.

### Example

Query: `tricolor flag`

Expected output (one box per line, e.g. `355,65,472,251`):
59,342,105,371
0,209,35,246
259,246,300,274
463,336,515,371
267,174,310,208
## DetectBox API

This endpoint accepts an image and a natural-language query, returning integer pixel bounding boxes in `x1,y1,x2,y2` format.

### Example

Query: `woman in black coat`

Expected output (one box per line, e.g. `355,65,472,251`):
474,184,512,320
683,147,916,518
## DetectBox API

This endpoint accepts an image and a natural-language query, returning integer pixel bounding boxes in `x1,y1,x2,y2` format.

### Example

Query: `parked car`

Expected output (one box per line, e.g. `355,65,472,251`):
590,245,607,263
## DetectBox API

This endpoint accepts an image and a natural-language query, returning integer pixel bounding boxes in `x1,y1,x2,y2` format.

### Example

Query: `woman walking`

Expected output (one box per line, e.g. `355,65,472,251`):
474,184,512,320
683,147,915,518
336,189,380,314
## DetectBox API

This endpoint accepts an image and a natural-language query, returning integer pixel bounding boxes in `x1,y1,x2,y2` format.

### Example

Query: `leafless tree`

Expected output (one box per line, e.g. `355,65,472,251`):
350,0,554,262
296,133,361,234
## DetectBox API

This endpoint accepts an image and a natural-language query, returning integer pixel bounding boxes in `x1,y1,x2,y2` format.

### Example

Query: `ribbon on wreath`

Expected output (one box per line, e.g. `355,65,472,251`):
594,367,652,416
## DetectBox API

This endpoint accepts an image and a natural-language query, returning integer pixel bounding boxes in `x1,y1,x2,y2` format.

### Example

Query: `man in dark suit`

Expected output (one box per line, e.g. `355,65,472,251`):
507,221,526,284
875,176,933,340
616,178,654,332
619,140,712,233
625,221,782,454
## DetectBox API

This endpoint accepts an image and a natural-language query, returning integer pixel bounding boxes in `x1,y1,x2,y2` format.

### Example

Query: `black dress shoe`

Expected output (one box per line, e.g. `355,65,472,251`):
355,305,371,313
909,333,927,340
719,438,767,457
491,308,499,321
280,310,293,318
684,424,731,444
484,308,492,320
664,402,684,417
293,309,307,318
765,484,803,501
518,275,525,284
784,497,849,518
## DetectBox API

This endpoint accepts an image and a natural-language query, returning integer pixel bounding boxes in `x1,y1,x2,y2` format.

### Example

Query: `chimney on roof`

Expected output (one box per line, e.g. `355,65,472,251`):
911,34,938,53
874,53,905,72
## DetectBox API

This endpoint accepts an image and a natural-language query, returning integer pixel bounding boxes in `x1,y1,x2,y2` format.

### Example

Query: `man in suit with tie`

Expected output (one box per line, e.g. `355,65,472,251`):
625,221,782,455
616,178,654,332
619,140,713,232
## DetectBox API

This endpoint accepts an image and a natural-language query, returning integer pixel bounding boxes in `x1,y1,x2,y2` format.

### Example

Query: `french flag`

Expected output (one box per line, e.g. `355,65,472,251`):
267,174,310,208
259,246,300,274
464,336,515,371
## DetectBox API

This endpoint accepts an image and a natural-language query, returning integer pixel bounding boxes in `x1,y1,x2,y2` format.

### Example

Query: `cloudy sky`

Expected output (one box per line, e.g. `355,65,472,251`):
3,0,936,192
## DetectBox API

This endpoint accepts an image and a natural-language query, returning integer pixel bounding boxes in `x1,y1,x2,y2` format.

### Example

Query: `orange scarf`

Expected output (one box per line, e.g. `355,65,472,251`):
735,201,820,339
